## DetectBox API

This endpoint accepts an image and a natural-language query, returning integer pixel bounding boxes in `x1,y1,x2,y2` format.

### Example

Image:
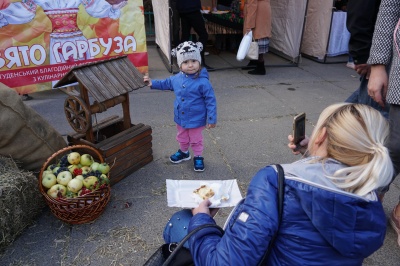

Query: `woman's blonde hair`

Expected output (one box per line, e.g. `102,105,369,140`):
308,103,393,196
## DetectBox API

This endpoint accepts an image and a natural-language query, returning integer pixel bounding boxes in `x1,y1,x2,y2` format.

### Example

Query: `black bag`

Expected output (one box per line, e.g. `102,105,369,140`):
144,164,285,266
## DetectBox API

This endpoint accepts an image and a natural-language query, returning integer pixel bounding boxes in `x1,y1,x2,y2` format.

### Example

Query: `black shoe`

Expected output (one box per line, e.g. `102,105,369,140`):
21,94,33,101
248,63,266,75
203,64,215,72
241,60,258,70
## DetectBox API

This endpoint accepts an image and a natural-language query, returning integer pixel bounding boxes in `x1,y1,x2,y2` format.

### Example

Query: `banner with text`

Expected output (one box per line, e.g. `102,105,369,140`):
0,0,148,94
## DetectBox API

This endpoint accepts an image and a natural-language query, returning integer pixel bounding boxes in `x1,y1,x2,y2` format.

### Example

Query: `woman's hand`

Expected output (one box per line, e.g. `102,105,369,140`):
288,134,309,155
368,64,388,107
192,200,219,217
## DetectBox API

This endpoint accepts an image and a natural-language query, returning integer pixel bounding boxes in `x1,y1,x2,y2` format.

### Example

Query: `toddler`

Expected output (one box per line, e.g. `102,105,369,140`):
144,41,217,172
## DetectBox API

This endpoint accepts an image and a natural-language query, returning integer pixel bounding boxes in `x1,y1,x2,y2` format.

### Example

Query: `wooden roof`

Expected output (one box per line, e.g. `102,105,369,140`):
54,56,146,103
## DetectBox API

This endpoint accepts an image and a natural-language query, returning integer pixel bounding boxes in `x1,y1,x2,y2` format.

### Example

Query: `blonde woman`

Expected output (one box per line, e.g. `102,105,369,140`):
165,103,393,265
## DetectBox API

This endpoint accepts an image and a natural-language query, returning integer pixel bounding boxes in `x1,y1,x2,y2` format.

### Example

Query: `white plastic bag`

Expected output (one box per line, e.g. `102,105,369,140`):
236,31,252,61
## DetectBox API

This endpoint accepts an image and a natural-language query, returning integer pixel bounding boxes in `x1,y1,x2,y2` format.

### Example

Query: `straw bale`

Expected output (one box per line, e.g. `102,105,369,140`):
0,156,45,253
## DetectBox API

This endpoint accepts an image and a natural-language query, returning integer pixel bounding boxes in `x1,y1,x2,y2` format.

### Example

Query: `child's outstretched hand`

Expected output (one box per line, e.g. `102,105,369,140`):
206,123,216,129
143,75,152,87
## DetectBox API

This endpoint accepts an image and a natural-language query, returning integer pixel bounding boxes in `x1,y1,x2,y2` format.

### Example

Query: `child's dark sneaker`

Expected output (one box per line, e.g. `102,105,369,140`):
170,149,191,163
193,156,205,172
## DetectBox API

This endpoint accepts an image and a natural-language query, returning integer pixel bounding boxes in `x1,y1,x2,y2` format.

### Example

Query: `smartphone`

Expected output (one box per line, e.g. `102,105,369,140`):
293,112,306,145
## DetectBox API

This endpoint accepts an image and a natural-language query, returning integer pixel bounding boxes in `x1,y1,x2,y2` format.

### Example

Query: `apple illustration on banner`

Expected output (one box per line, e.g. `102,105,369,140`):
57,171,73,186
42,173,57,189
67,152,81,165
80,154,94,166
47,184,67,198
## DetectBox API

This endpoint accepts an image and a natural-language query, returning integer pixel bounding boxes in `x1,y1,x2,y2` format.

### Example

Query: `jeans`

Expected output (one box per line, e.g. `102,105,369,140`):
345,75,390,119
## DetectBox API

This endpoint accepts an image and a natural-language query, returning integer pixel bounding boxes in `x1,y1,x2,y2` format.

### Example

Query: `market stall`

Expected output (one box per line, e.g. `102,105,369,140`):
301,0,350,62
151,0,308,72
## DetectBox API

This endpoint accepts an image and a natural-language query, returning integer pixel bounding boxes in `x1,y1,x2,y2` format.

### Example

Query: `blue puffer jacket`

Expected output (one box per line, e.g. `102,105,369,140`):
188,157,387,265
151,68,217,129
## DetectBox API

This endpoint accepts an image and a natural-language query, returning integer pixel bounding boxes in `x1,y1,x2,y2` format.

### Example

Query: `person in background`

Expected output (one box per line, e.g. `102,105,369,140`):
176,0,214,71
367,0,400,247
241,0,272,75
143,41,217,172
164,103,393,265
345,0,389,119
170,0,181,48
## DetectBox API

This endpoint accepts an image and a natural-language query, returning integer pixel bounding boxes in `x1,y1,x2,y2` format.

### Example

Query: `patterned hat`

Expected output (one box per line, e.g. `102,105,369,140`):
172,41,203,67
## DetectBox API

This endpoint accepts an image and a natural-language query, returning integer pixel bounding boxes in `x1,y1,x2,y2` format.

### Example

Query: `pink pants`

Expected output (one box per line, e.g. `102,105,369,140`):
176,125,205,157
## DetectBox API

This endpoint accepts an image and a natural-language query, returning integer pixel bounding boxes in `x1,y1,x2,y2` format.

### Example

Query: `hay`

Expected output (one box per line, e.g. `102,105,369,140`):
0,155,46,253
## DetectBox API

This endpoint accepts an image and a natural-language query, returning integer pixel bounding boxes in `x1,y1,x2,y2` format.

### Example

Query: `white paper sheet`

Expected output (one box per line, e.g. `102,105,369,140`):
166,179,243,208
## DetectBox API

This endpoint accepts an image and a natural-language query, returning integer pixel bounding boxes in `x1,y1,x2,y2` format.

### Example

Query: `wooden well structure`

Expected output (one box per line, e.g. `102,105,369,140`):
54,56,153,185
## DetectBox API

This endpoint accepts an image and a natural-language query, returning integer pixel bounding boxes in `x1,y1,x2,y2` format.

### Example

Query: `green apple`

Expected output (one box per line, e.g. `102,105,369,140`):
80,166,91,175
67,178,83,193
42,173,57,189
80,154,94,166
75,175,84,181
67,152,81,165
57,171,73,186
98,163,110,174
90,162,100,171
42,170,54,178
47,184,67,198
68,164,79,174
83,176,98,189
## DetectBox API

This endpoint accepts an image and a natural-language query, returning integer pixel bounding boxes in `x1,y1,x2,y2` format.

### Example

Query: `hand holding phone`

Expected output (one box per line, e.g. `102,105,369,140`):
292,113,306,151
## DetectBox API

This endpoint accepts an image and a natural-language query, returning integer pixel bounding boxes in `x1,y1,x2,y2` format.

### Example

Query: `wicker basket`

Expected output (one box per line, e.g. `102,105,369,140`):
39,145,111,224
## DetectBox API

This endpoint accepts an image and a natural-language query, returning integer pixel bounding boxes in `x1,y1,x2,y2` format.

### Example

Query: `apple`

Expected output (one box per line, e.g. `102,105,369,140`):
68,164,79,174
42,173,57,189
98,163,110,174
67,178,83,193
80,154,94,166
80,166,91,175
67,152,81,165
83,176,98,188
57,171,73,186
47,184,67,198
75,175,84,181
90,162,100,171
42,170,54,177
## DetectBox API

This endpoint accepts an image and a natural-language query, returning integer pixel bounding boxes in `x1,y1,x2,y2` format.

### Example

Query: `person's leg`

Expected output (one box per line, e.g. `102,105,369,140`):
171,1,181,47
188,126,205,157
170,125,191,163
386,104,400,246
188,126,206,171
176,125,190,152
248,38,268,75
187,11,213,70
180,13,192,43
